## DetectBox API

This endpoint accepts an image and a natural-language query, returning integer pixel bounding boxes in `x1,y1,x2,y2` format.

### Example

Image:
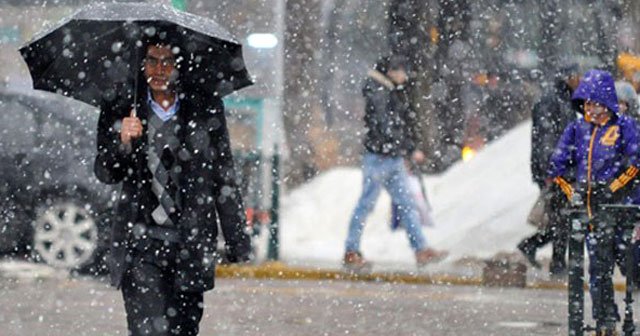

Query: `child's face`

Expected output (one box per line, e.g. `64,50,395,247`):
584,100,610,123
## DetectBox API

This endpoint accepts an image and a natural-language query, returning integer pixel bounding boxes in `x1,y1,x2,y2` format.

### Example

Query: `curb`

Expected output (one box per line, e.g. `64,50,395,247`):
216,262,483,286
529,280,630,293
216,262,632,292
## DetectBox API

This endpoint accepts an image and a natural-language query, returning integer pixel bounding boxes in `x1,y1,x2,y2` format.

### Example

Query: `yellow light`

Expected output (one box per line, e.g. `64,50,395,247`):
462,146,476,162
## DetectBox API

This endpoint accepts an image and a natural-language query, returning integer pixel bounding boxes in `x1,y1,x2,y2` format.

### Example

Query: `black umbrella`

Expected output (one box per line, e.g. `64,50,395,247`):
19,2,253,108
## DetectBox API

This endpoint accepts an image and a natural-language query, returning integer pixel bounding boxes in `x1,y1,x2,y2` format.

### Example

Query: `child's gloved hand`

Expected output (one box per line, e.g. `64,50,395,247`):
553,176,574,201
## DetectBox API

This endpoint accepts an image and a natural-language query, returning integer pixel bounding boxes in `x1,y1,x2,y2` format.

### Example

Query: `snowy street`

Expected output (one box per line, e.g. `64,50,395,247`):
5,0,640,334
0,265,571,336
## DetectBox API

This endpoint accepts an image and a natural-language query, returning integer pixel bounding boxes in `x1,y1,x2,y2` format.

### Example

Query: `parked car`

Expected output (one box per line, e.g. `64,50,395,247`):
0,88,115,273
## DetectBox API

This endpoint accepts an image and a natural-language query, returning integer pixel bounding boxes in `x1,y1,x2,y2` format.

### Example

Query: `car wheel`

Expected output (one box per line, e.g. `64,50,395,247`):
32,201,98,269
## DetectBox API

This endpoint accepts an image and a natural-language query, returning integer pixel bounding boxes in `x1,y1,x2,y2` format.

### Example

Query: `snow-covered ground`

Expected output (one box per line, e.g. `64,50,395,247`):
256,121,543,270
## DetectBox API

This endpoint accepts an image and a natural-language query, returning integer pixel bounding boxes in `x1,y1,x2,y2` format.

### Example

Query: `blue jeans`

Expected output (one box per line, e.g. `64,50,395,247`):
345,153,427,253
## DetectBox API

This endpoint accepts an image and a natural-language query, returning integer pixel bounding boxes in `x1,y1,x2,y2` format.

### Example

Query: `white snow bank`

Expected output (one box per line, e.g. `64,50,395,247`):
272,121,540,268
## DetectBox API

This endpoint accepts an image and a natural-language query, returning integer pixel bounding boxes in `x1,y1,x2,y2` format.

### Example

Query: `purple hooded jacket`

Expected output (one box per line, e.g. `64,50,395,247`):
548,70,640,213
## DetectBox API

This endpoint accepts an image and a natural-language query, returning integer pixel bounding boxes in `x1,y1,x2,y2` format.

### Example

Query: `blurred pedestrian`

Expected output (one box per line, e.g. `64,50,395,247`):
517,63,580,276
548,69,640,332
94,34,251,335
615,80,639,119
630,71,640,112
343,55,447,272
483,70,509,141
615,80,640,285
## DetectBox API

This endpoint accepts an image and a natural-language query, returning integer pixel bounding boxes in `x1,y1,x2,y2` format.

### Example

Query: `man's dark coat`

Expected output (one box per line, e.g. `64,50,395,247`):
94,90,250,292
362,70,418,158
530,80,577,188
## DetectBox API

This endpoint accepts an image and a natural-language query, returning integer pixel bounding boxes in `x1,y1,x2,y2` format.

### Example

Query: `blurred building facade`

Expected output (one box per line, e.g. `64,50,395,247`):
4,0,640,185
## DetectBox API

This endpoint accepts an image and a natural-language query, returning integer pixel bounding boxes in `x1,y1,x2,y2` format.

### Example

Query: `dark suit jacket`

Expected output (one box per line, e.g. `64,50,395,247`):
94,90,251,292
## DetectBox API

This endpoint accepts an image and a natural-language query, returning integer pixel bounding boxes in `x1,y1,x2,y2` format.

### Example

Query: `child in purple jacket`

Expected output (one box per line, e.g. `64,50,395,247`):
548,69,640,332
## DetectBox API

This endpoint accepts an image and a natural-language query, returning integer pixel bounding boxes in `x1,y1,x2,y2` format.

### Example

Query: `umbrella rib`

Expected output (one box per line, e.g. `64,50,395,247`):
33,24,132,91
61,22,126,52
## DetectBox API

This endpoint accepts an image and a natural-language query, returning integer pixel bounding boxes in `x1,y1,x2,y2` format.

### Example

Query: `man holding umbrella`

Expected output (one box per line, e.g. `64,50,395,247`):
99,34,252,335
20,3,253,335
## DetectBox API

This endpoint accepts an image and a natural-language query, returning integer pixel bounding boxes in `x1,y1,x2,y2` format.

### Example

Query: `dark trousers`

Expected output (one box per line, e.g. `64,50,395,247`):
586,224,624,325
520,188,569,271
586,211,640,326
121,238,204,336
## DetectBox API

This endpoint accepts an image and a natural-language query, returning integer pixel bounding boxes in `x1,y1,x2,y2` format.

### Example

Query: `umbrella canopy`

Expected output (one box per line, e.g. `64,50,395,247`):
19,2,253,107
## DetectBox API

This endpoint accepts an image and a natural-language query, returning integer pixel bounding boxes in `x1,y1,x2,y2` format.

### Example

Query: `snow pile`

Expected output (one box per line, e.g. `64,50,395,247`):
274,121,540,268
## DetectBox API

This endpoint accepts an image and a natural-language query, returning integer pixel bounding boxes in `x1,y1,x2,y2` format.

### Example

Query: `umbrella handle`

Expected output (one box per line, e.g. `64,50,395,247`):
132,45,140,118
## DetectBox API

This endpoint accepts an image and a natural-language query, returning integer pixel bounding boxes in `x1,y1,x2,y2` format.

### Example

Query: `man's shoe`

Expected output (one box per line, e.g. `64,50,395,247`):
517,241,541,269
343,251,372,273
549,262,567,280
415,248,448,267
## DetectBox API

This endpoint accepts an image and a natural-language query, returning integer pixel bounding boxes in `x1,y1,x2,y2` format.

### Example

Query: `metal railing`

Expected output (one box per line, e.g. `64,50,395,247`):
232,147,280,261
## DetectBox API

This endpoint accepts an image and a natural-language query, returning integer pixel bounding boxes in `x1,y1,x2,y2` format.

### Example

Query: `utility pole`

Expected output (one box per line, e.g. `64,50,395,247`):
388,0,438,172
282,0,322,186
539,0,559,79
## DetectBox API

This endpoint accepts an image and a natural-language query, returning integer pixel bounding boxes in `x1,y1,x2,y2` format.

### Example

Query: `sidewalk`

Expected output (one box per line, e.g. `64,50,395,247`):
0,256,629,292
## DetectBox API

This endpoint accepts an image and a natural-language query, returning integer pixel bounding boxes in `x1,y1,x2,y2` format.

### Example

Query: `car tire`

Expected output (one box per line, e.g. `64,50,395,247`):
32,198,99,270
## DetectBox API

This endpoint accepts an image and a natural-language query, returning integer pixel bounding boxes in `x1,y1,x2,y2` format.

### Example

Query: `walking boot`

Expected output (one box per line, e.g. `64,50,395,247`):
415,248,448,267
517,241,542,269
343,251,372,273
595,328,619,336
549,261,567,281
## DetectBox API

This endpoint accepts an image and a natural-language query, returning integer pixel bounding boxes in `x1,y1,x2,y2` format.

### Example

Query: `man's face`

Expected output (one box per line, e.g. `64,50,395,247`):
387,68,408,85
143,44,177,92
566,75,581,91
